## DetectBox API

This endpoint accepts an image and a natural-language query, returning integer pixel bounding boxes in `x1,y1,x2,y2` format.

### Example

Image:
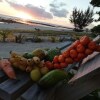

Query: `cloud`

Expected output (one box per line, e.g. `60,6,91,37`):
50,1,66,8
50,1,68,17
5,0,53,19
0,0,2,2
50,8,68,17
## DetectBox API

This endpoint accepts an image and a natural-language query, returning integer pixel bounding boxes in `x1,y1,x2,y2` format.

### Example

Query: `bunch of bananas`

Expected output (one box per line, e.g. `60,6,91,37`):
9,51,41,72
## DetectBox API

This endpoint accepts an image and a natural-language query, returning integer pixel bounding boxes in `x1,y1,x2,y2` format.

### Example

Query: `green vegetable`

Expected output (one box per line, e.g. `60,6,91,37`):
38,69,67,88
46,48,61,61
23,53,34,59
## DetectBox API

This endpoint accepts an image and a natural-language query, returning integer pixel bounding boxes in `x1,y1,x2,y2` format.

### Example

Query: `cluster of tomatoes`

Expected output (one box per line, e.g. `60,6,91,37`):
45,36,100,70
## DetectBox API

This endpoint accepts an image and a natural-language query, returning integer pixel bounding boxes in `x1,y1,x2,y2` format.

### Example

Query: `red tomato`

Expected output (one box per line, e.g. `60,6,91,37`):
96,45,100,52
77,44,85,53
60,62,68,68
58,55,65,63
54,63,61,69
70,49,78,58
88,41,96,50
62,51,70,58
77,53,85,60
80,36,90,46
74,57,80,62
53,56,59,63
65,57,73,64
85,49,93,55
72,40,80,48
45,61,53,70
67,45,75,51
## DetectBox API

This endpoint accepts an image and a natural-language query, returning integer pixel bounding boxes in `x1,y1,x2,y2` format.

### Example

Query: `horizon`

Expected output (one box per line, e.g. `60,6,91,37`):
0,0,100,28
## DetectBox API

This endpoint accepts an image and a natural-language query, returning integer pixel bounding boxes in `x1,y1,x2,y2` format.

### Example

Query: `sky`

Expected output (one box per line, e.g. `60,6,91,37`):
0,0,100,28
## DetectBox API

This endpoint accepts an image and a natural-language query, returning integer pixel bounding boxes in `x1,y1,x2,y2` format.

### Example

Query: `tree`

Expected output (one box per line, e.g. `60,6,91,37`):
70,7,94,31
91,25,100,35
90,0,100,21
90,0,100,7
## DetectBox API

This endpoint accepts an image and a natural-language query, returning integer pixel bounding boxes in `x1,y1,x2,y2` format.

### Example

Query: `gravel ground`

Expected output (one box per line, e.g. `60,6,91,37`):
0,41,71,58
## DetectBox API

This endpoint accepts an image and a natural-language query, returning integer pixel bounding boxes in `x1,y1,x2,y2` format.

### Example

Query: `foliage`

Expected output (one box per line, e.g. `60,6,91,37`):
91,25,100,35
15,34,24,43
90,0,100,7
90,0,100,21
49,36,56,42
58,37,65,42
70,7,94,31
0,30,12,42
33,36,42,42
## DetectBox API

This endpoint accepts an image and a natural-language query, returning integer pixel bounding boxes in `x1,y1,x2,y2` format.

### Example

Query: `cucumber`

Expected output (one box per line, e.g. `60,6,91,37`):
38,69,67,88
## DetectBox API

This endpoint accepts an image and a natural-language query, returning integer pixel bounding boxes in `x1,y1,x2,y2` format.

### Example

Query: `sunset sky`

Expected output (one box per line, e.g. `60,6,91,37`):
0,0,100,28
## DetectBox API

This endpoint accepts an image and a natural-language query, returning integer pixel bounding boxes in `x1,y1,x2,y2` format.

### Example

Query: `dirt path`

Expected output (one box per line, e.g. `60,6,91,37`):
0,41,71,58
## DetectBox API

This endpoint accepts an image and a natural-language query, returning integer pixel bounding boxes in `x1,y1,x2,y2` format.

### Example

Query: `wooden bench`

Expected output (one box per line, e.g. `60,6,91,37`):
0,42,100,100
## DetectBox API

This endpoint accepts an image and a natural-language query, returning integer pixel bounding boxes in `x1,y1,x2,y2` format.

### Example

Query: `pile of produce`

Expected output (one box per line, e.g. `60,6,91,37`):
0,36,100,88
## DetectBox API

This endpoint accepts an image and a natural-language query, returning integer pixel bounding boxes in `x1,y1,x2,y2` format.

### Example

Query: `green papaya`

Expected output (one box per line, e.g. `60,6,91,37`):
23,53,34,59
38,69,67,88
46,48,61,61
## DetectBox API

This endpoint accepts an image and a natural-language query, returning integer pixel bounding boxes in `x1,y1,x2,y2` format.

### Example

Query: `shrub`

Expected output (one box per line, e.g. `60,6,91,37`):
49,36,56,43
33,36,42,42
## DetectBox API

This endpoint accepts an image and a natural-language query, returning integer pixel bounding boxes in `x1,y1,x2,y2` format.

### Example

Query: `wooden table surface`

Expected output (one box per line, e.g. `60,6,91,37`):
0,45,100,100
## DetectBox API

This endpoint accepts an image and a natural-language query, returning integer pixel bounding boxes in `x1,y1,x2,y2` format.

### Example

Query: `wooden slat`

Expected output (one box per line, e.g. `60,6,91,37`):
37,84,61,100
21,83,60,100
0,71,7,83
69,53,100,82
21,84,41,100
53,53,100,100
0,71,33,100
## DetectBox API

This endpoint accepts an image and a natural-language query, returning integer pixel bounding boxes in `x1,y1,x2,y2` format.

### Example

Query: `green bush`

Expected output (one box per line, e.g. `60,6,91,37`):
49,36,56,42
33,36,42,42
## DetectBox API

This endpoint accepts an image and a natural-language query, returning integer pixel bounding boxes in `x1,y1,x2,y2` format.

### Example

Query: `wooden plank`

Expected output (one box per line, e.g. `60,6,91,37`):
53,53,100,100
69,53,100,82
21,84,41,100
55,69,100,100
21,83,60,100
0,71,33,100
0,71,7,83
